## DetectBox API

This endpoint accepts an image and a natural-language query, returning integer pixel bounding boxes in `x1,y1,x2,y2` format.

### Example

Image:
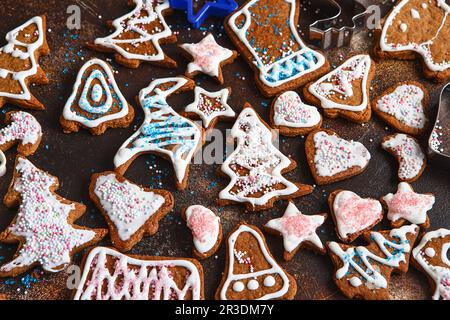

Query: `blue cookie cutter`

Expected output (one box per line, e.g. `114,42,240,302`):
169,0,238,29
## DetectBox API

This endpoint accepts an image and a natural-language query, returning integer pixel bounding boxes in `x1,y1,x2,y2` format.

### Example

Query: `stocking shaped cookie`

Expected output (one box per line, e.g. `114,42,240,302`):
88,0,177,68
225,0,329,97
60,58,135,135
270,91,322,137
114,77,205,190
329,190,383,243
304,55,375,123
382,133,426,182
0,16,50,110
377,0,450,82
218,105,313,211
73,247,204,300
305,129,371,185
373,82,429,136
0,111,42,156
0,156,107,277
215,222,297,300
90,172,174,252
412,229,450,300
328,225,419,300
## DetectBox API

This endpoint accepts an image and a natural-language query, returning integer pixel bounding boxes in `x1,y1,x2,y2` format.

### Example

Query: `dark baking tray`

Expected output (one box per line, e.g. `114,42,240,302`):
0,0,448,300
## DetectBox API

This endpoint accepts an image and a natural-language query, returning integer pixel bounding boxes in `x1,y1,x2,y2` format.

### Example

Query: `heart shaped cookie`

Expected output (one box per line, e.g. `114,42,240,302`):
329,190,383,243
270,91,322,136
305,129,371,185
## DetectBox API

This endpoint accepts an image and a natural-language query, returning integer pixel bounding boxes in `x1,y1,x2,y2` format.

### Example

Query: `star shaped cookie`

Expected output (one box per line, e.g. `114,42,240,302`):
180,33,237,84
382,182,435,228
184,87,235,129
264,202,326,261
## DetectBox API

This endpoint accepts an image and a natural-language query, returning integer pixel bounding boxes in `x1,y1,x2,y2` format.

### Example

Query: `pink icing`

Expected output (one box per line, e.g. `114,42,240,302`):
280,215,315,238
187,207,217,242
387,189,434,220
0,111,41,146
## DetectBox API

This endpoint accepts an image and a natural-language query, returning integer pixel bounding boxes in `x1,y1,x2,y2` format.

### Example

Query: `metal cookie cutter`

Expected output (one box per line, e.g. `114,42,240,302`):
308,0,391,49
428,83,450,165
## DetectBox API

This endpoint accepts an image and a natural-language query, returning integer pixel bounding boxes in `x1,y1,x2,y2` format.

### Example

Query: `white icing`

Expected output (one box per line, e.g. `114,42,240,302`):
220,224,291,300
265,202,325,253
380,0,450,72
181,33,234,78
411,8,421,18
329,225,418,289
247,279,259,290
114,77,202,184
263,275,276,287
376,84,427,129
0,111,42,146
73,247,202,300
0,17,44,100
333,191,383,240
412,229,450,300
62,58,130,128
233,281,245,292
308,55,372,112
185,205,220,254
272,91,321,128
94,0,173,62
0,158,96,273
382,134,426,180
383,182,435,225
93,173,166,241
312,131,371,177
185,87,235,128
227,0,326,88
219,107,300,207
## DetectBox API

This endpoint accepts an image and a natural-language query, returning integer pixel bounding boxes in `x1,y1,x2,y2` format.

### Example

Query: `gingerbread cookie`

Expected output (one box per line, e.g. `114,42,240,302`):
329,190,383,243
412,229,450,300
328,225,419,300
87,0,177,68
183,86,235,130
264,202,326,261
0,16,50,110
373,82,429,136
375,0,450,82
114,77,205,190
218,105,313,211
304,54,375,123
381,182,435,229
269,91,322,137
182,205,222,260
60,58,135,135
0,111,42,156
382,133,426,182
73,246,204,300
224,0,329,97
180,33,237,84
215,222,297,300
0,156,107,277
90,171,174,252
305,129,371,185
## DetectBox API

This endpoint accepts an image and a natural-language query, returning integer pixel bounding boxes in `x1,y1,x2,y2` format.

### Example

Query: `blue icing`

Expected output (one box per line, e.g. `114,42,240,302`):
264,50,320,83
78,70,117,115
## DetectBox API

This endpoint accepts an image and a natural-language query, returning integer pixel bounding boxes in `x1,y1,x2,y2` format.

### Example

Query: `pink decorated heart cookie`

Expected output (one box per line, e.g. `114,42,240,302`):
329,190,383,243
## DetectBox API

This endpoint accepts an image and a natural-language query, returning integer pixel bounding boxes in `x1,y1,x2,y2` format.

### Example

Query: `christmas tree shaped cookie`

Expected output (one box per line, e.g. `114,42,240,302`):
60,58,135,135
0,111,42,156
0,156,107,277
88,0,177,68
73,247,204,300
89,171,174,252
225,0,329,97
304,54,375,123
412,229,450,300
215,222,297,300
0,16,50,110
218,105,313,211
114,77,205,190
327,225,419,300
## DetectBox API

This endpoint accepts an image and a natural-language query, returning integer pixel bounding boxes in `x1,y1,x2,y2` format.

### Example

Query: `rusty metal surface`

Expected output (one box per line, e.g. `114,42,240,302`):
0,0,447,300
